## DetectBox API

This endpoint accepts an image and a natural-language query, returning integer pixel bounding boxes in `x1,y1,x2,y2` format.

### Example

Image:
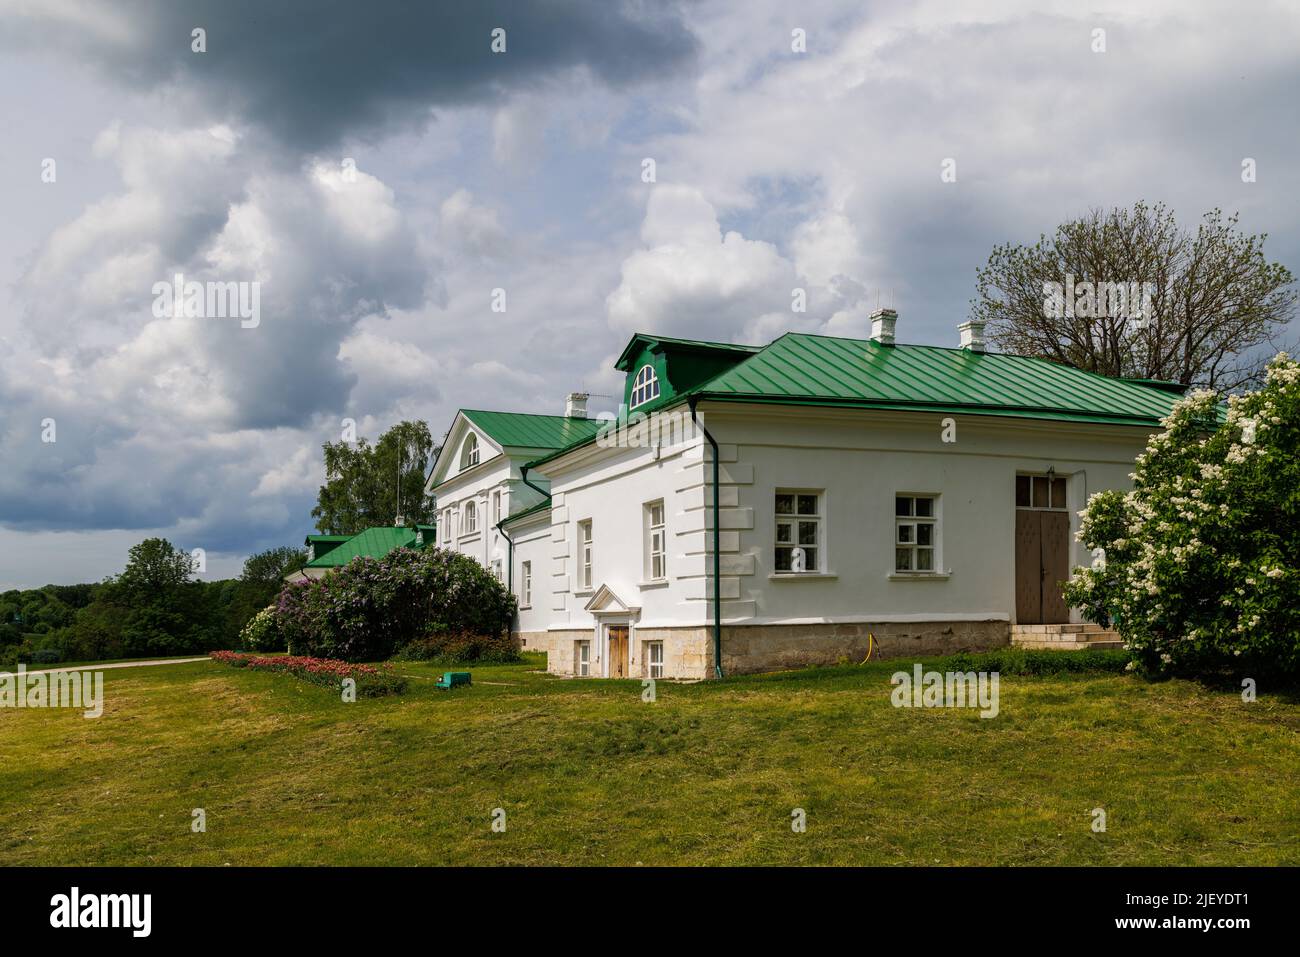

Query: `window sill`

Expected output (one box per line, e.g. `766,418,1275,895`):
457,533,481,542
638,579,670,590
573,589,594,598
768,572,838,581
887,571,951,581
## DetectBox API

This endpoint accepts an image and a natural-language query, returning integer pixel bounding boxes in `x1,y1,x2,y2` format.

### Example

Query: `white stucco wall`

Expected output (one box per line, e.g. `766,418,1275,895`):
529,403,1157,633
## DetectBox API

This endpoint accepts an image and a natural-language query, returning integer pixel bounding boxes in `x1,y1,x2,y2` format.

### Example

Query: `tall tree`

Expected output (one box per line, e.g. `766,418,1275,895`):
311,420,438,535
971,202,1296,390
228,546,307,631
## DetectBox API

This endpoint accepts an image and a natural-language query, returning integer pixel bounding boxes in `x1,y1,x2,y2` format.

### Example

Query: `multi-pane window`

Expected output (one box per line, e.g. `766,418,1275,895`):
491,559,502,582
463,500,478,534
521,561,532,607
895,495,937,572
577,641,590,676
630,365,660,409
775,491,821,573
441,508,453,542
578,520,593,590
1015,474,1067,510
645,500,666,580
647,641,664,679
493,490,502,523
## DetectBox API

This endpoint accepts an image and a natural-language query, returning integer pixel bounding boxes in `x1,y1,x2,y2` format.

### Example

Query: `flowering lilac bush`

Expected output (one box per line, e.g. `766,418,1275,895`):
273,547,516,662
1065,353,1300,679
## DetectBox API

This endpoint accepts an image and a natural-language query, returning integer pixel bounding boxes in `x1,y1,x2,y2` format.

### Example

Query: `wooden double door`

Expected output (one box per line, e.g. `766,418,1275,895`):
1015,509,1071,624
606,625,629,678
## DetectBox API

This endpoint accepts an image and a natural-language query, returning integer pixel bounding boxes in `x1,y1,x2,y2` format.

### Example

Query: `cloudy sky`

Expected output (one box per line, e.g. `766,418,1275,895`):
0,0,1296,588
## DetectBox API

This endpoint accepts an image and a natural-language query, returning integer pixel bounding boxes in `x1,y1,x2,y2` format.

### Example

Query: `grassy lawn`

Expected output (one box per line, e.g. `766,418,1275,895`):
2,652,1297,866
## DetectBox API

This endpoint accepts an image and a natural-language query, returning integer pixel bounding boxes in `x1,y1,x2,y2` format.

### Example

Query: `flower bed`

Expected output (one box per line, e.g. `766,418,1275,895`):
210,651,407,697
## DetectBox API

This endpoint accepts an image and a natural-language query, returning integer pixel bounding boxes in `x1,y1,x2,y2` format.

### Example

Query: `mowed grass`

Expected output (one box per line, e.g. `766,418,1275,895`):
1,652,1297,866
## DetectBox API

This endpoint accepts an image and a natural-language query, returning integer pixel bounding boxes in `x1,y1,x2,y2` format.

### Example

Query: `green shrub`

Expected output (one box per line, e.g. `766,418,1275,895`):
274,547,516,663
1065,353,1300,680
944,648,1131,676
392,626,520,664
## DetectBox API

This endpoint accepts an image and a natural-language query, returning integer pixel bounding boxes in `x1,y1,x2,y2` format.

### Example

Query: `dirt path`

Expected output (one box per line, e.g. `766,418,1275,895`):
4,657,212,677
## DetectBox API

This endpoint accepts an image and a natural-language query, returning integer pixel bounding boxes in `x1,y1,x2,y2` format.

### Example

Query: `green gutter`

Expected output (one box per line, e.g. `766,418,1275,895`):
689,397,724,679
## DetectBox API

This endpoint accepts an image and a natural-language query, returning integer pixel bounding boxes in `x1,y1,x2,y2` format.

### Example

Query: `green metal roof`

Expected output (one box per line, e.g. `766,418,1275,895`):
499,498,552,528
461,409,603,450
525,331,1192,472
692,334,1184,425
305,525,436,568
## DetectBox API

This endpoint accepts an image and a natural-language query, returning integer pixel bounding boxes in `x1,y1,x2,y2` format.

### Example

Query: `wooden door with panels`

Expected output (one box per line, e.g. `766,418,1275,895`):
606,625,629,678
1014,474,1071,624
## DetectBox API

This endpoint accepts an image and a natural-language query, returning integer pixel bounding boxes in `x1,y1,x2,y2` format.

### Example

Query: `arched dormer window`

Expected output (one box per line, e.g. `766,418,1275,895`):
460,433,479,470
463,500,478,534
630,364,660,409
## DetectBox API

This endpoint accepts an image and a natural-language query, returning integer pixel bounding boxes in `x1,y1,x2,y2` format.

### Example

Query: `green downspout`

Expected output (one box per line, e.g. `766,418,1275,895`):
496,518,515,592
689,397,724,679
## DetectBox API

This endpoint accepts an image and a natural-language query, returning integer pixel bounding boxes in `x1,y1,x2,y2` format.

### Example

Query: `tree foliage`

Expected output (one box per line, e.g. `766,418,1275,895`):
311,420,438,535
972,202,1296,390
1065,353,1300,680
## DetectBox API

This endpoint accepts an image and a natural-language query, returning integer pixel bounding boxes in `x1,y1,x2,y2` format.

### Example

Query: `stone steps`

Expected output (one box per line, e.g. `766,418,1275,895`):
1010,623,1124,651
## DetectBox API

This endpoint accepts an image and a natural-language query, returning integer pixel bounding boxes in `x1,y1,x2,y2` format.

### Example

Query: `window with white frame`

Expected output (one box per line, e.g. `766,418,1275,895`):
463,500,478,534
520,561,532,607
775,491,821,573
577,640,590,676
492,490,502,523
491,559,502,582
578,519,593,590
894,495,938,572
647,641,664,679
460,433,479,470
630,364,660,409
644,500,666,581
441,508,453,542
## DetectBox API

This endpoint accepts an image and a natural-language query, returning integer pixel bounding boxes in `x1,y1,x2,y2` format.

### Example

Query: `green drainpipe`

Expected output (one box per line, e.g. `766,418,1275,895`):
689,397,724,679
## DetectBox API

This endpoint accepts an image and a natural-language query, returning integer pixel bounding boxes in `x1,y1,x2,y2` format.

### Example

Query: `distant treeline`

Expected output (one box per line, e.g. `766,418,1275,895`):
1,539,305,666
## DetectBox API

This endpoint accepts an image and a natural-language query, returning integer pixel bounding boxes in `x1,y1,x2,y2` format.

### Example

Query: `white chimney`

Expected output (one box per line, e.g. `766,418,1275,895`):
869,308,897,346
958,320,986,352
564,392,589,418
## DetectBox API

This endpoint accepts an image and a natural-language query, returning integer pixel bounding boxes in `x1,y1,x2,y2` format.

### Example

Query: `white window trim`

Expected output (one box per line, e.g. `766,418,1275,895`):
774,489,824,575
520,560,532,608
577,640,591,677
629,364,660,409
460,433,479,471
894,493,941,574
647,640,664,679
643,500,666,583
462,500,479,536
578,519,593,592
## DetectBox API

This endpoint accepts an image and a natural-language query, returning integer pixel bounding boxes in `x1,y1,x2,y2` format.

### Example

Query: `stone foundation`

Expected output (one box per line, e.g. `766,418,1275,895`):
515,619,1009,679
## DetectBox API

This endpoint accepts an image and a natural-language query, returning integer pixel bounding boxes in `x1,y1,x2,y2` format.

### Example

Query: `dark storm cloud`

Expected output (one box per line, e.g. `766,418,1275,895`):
4,0,698,152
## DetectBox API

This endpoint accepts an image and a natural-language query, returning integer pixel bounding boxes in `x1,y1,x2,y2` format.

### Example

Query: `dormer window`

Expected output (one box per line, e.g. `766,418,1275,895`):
460,433,479,470
630,365,660,409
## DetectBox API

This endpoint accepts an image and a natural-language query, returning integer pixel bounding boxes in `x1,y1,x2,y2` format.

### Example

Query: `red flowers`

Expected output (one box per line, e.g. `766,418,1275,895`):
209,651,407,696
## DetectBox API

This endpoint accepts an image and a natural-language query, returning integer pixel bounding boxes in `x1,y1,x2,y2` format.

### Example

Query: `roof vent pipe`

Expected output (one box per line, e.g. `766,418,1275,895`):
869,308,897,346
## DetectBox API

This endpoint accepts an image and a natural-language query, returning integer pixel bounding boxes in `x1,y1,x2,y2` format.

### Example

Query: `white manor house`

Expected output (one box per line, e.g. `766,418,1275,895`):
426,310,1184,679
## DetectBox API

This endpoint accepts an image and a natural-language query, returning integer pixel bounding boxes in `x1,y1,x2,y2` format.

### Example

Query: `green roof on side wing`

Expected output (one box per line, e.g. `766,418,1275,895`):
460,410,603,450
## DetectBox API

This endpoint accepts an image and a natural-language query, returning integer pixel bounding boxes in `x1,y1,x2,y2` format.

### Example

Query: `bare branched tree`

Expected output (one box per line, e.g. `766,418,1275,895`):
970,202,1296,391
